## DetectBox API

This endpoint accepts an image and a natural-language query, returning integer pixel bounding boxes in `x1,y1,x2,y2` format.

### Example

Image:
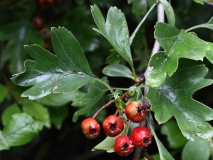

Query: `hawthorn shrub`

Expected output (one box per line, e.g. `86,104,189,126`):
0,0,213,160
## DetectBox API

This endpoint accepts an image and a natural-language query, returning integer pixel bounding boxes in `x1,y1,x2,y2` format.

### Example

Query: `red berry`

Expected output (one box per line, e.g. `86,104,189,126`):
32,17,44,30
125,101,149,123
43,40,51,50
130,126,152,147
81,118,100,139
114,135,134,156
38,0,47,6
102,115,124,137
40,28,51,40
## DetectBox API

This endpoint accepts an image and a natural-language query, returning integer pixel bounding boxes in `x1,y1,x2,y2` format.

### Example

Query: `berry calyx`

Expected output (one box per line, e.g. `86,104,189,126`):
114,135,134,156
130,126,152,147
81,118,100,139
102,115,124,137
32,17,44,30
125,101,149,123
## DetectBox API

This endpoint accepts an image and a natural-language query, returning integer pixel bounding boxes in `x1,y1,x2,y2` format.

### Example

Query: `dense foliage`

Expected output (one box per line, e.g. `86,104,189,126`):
0,0,213,160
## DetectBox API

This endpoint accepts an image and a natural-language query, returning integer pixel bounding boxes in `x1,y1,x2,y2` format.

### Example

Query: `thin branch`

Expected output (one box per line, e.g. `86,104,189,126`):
2,72,21,103
132,2,165,160
130,2,157,45
92,76,146,119
92,99,115,118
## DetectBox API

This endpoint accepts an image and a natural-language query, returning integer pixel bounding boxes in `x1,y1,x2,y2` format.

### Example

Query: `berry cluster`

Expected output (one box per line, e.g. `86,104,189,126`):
32,16,51,50
31,0,57,51
81,101,152,157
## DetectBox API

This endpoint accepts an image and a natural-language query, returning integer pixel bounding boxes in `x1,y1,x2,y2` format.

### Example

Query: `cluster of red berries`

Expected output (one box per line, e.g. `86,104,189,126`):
81,101,152,156
31,0,55,50
32,17,51,50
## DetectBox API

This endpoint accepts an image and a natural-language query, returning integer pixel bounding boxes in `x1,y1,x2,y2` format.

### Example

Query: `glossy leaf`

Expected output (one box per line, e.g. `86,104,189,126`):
128,0,136,4
21,101,51,128
92,124,126,152
2,113,42,146
148,22,209,87
72,77,108,122
1,104,21,126
36,93,75,107
159,0,175,26
92,136,116,153
91,5,134,71
0,131,9,150
193,0,209,4
148,120,174,160
132,0,147,17
206,42,213,64
161,121,187,149
147,65,213,140
105,50,125,65
102,64,134,79
182,137,211,160
49,106,68,129
11,27,102,100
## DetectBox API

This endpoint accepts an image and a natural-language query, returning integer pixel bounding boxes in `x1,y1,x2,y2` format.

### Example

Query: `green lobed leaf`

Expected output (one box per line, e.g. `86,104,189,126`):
132,0,147,17
92,124,126,152
21,101,51,128
182,137,211,160
102,64,134,79
206,42,213,64
148,120,174,160
105,49,125,65
193,0,209,4
132,25,145,56
146,65,213,140
159,0,175,26
36,93,75,107
0,84,8,103
128,0,136,4
2,113,43,146
11,27,101,100
148,22,209,87
1,104,21,126
91,5,134,72
92,136,116,153
161,121,187,149
49,106,68,129
72,77,108,122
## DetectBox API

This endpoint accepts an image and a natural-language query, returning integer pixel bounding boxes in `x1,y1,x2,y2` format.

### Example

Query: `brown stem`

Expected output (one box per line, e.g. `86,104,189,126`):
92,76,145,119
132,2,165,160
142,149,154,160
92,99,115,118
2,72,21,103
